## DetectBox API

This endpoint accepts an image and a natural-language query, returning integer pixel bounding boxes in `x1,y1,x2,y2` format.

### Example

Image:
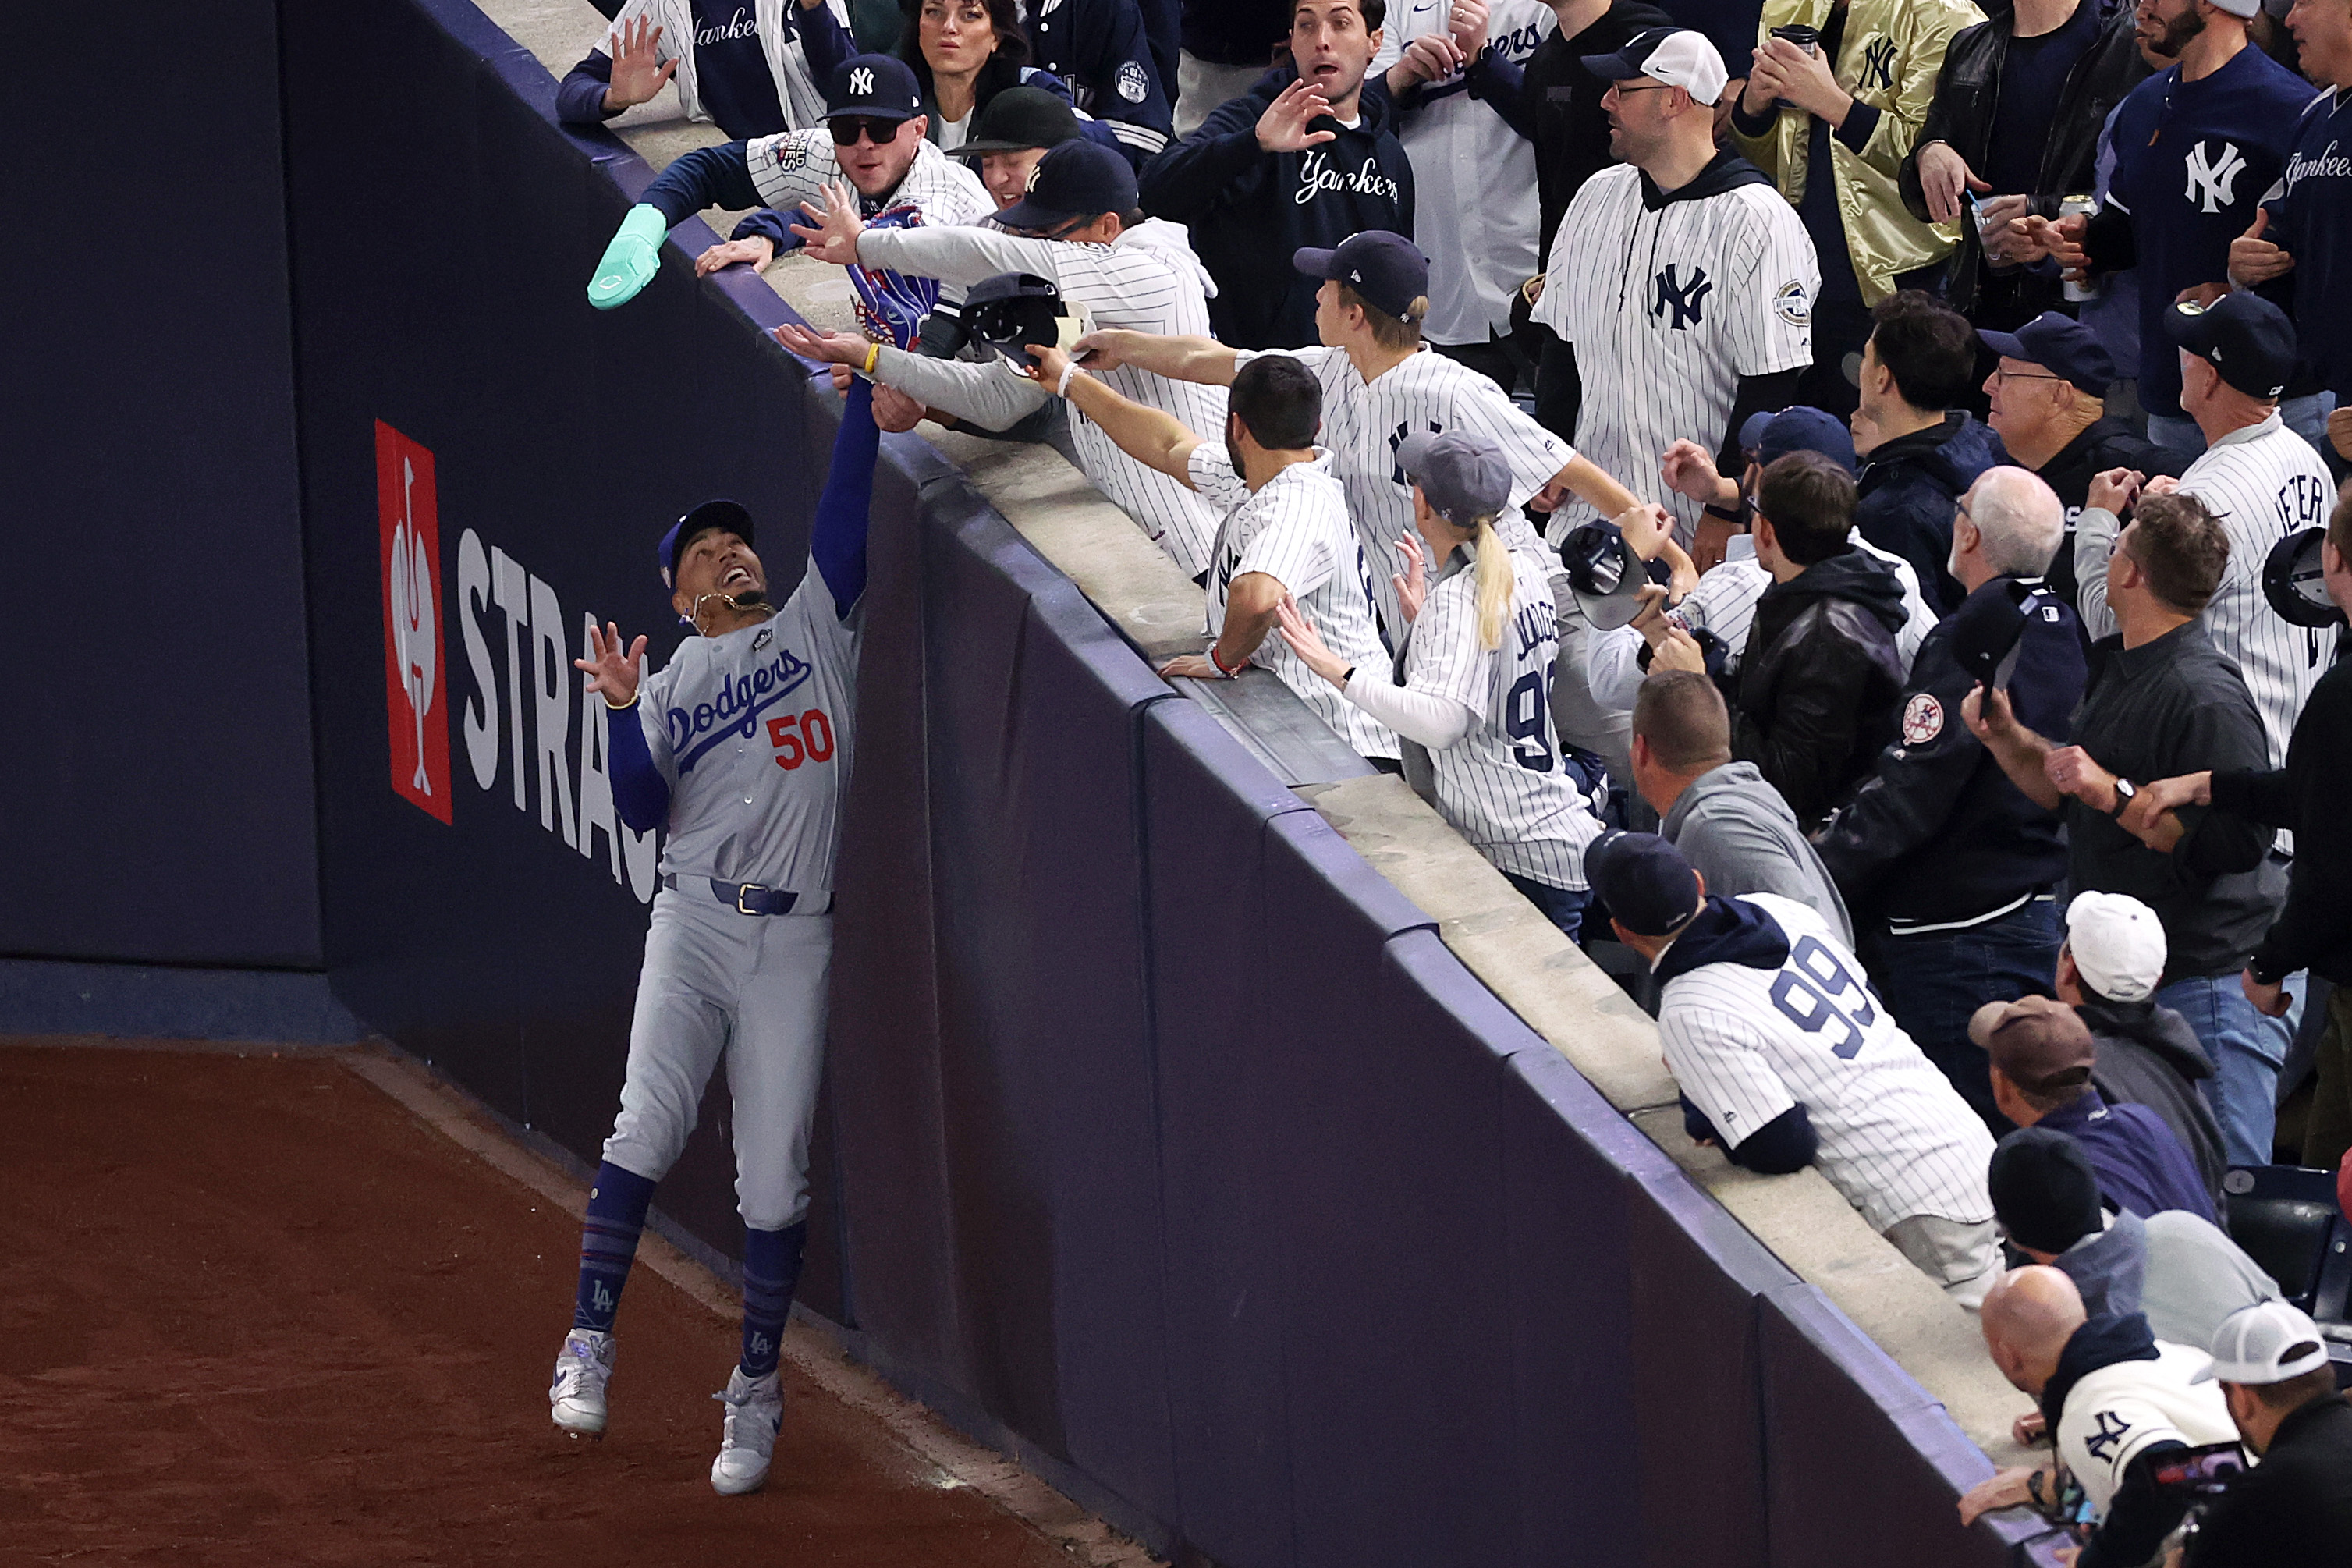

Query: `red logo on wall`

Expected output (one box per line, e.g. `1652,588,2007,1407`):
377,420,452,823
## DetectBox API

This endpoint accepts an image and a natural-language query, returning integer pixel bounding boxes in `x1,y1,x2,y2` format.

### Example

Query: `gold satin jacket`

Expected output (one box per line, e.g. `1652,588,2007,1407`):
1730,0,1985,304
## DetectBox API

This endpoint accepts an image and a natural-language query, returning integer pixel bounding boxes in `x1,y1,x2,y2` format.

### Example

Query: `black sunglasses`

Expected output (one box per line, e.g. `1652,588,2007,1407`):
828,115,904,146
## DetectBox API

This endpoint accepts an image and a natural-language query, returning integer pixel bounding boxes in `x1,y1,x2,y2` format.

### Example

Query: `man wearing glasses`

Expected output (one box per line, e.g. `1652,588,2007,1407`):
585,53,992,315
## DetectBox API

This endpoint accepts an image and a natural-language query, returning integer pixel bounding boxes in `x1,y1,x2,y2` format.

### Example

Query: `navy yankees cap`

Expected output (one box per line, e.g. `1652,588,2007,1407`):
963,271,1068,367
659,498,755,591
2264,527,2347,629
956,85,1084,156
1949,576,2061,689
1396,430,1509,525
1561,520,1670,630
1585,831,1704,938
2166,289,2295,400
993,139,1137,231
1293,232,1428,322
1978,310,2116,397
1740,406,1854,474
824,55,923,120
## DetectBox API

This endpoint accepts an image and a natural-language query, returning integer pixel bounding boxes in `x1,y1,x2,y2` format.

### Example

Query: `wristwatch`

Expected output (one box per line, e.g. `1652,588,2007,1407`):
2109,778,2137,818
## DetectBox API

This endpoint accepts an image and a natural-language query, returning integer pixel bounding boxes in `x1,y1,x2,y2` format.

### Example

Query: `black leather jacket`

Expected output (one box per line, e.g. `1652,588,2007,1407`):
1898,0,2152,315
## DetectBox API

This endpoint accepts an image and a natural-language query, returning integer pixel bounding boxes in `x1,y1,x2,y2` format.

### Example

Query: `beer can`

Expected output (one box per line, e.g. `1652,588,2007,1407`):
2060,193,2099,303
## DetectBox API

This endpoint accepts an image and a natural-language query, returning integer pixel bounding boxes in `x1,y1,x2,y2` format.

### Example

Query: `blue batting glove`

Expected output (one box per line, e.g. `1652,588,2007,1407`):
587,204,669,311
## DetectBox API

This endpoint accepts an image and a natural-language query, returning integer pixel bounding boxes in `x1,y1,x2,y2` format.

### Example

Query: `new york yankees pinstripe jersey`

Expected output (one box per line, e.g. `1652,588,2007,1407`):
640,569,860,895
1238,345,1577,640
1189,446,1398,760
2076,413,2332,767
1371,0,1556,343
747,130,994,228
860,222,1226,575
1658,893,1995,1233
1534,161,1818,548
1392,550,1604,889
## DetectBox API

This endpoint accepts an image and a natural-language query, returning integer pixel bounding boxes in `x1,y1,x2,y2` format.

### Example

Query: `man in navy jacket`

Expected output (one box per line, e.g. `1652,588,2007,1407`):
1140,0,1414,347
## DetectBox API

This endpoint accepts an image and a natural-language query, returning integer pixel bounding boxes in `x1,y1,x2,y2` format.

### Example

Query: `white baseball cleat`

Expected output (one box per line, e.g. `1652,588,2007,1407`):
710,1367,783,1495
550,1329,615,1436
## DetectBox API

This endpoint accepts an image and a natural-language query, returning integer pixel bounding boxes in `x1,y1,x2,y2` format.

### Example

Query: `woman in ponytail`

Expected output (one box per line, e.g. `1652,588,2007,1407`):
1280,429,1611,940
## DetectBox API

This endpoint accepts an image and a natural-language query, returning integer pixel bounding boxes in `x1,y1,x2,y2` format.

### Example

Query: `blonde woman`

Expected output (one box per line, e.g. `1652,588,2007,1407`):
1281,430,1609,938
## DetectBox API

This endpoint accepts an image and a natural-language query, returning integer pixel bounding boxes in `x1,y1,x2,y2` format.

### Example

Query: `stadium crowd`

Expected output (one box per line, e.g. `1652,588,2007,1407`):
573,0,2352,1550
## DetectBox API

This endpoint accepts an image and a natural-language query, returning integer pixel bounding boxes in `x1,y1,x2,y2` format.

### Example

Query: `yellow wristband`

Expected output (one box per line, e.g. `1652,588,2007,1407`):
862,342,880,376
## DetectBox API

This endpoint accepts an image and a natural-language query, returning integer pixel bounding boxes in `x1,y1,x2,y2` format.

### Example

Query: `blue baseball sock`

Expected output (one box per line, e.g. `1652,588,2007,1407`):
573,1161,656,1333
739,1221,807,1380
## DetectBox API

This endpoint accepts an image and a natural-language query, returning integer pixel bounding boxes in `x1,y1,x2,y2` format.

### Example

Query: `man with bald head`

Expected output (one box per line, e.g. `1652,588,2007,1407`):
1960,1265,2237,1561
1818,466,2088,1130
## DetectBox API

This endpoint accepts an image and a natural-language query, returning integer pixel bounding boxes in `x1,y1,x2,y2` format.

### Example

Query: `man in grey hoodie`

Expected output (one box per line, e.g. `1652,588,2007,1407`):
1630,669,1853,949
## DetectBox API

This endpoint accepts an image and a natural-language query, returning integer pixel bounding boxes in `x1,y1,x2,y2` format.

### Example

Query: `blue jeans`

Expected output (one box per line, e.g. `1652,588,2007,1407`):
1506,872,1589,943
2147,392,2336,463
2158,972,2304,1168
1871,897,2063,1135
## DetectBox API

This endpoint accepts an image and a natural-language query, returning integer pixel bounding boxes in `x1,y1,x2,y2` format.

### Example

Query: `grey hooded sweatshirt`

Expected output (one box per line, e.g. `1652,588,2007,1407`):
1661,761,1854,949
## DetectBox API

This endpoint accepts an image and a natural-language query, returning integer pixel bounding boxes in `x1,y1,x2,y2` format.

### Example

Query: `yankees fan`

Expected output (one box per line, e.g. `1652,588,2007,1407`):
1026,341,1398,763
1587,832,2002,1304
559,0,857,141
2076,294,2332,770
1282,431,1606,937
1014,0,1176,167
586,55,991,317
1374,0,1556,387
1531,28,1818,555
548,374,892,1495
1080,232,1653,643
782,139,1225,574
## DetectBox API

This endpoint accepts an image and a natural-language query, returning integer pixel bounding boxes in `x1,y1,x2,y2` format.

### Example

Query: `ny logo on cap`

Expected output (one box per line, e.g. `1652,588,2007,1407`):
1025,161,1045,191
850,65,874,95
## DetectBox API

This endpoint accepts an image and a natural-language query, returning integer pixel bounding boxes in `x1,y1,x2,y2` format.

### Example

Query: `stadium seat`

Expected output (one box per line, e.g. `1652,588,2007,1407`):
2221,1165,2352,1388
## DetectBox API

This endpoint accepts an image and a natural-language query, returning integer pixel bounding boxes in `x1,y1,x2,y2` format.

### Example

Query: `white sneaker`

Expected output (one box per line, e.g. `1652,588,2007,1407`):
709,1367,782,1495
550,1329,615,1436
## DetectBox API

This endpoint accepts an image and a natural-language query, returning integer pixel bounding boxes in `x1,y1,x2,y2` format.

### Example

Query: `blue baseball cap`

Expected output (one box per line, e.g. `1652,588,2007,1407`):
2166,290,2296,400
659,498,754,591
992,139,1138,231
1585,830,1705,937
1293,232,1428,322
1978,311,2116,396
824,55,923,120
1737,406,1855,474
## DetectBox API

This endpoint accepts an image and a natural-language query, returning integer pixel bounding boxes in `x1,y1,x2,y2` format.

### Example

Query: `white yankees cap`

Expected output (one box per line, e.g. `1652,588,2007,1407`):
2064,891,2166,1005
1580,27,1729,107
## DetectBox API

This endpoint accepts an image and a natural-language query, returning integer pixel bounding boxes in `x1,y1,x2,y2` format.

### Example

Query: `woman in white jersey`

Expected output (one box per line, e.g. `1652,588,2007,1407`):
1280,429,1607,938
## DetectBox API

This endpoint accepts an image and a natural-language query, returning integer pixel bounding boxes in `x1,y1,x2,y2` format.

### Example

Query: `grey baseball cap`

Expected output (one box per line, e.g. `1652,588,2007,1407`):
1396,430,1509,524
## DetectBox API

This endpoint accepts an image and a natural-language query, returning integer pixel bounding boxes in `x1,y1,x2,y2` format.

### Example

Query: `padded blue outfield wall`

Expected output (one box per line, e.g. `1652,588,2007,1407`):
270,0,2067,1562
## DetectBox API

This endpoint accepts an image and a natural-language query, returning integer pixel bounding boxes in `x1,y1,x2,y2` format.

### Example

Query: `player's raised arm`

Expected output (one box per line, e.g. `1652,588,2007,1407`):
1069,328,1239,387
1024,343,1201,486
811,377,884,619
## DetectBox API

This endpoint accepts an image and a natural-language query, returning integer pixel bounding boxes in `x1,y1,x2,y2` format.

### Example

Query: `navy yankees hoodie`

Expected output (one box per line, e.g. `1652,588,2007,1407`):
1139,66,1414,349
1855,413,2008,615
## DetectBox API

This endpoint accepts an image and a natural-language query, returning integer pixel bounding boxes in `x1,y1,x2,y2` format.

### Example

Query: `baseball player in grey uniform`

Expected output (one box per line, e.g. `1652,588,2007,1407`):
545,376,885,1497
1531,28,1818,556
1586,832,2001,1304
1281,431,1607,935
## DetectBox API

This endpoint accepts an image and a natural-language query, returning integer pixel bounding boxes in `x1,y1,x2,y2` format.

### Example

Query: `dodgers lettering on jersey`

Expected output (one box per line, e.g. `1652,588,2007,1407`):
1658,893,1995,1233
1190,445,1399,760
1404,549,1602,888
1534,163,1818,547
1240,345,1575,640
640,568,860,892
1370,0,1555,342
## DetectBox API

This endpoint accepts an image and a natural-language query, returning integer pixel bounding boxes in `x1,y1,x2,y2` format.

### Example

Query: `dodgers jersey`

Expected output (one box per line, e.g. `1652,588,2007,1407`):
1240,345,1577,640
2077,413,2332,768
1190,445,1398,760
1535,159,1818,548
1371,0,1556,343
1658,893,1995,1233
639,567,859,895
1401,548,1602,889
860,222,1226,575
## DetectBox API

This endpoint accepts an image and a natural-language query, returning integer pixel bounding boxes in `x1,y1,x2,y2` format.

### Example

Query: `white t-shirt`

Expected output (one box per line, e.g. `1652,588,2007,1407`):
1190,445,1397,760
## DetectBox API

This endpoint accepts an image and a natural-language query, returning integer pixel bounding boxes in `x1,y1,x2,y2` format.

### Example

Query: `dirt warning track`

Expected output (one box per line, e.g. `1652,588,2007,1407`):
0,1042,1098,1566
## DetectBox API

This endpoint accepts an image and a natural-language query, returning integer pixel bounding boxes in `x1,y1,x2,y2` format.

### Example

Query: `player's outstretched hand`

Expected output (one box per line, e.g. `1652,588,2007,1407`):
774,321,872,367
605,15,677,111
1914,141,1988,228
1255,77,1337,153
789,180,865,265
576,621,648,707
697,236,776,276
1276,593,1350,688
1392,530,1428,624
2085,466,2141,516
587,204,669,310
